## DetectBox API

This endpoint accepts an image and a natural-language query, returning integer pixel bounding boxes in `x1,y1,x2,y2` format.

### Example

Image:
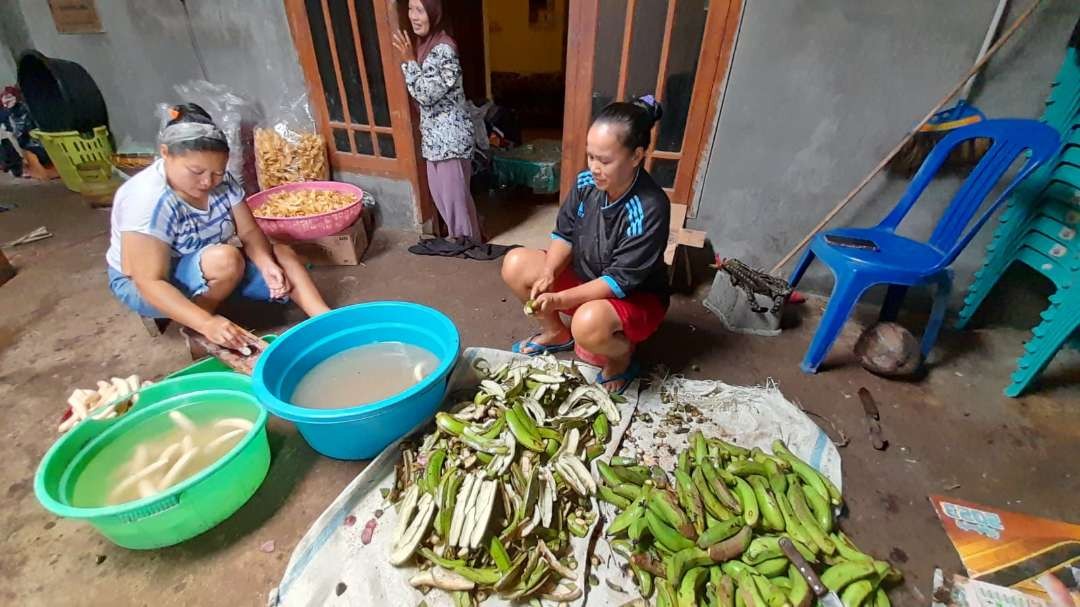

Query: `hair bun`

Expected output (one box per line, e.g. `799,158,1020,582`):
634,94,663,124
167,102,215,127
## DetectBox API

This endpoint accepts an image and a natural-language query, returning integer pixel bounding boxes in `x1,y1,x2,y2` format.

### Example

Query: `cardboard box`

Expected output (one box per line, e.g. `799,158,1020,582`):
287,220,369,266
0,250,14,287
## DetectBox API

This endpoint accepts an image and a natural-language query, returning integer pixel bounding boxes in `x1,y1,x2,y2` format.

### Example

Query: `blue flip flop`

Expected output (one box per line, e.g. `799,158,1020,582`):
596,361,641,395
511,334,575,356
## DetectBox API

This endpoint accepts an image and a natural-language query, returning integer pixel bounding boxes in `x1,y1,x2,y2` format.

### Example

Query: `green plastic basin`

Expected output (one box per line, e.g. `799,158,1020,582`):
34,372,270,549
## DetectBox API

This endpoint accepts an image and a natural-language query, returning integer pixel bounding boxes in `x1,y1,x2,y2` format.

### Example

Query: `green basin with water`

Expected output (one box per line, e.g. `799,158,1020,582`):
34,372,270,549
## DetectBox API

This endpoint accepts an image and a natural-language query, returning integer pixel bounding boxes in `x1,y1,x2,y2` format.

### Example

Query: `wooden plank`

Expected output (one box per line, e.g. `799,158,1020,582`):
48,0,103,34
327,122,394,135
645,0,678,172
664,202,689,264
678,228,706,247
674,0,743,210
615,0,638,103
319,0,357,154
346,0,381,156
331,154,399,175
558,0,600,198
651,150,681,161
664,208,705,266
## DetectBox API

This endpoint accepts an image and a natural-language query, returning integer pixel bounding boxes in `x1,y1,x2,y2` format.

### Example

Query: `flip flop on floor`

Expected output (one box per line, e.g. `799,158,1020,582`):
511,334,575,356
596,361,641,395
462,241,520,261
408,238,520,261
407,238,470,257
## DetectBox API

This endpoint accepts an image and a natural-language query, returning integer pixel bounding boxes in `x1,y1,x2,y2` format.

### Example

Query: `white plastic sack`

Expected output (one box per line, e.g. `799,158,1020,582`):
269,355,841,607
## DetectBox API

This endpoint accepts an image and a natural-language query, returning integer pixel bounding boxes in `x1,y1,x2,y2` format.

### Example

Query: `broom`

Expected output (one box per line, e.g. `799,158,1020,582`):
707,0,1042,336
891,0,1011,175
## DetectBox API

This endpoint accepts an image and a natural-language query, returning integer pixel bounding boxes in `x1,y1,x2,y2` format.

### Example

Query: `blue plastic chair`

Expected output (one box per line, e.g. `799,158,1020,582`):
789,119,1061,373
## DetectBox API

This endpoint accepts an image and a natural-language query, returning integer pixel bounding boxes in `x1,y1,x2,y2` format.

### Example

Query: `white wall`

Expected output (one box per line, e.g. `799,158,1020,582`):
0,41,15,87
13,0,309,146
8,0,418,229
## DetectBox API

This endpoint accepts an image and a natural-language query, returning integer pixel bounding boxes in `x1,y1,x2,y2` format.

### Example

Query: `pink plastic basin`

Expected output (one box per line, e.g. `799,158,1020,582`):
246,181,364,241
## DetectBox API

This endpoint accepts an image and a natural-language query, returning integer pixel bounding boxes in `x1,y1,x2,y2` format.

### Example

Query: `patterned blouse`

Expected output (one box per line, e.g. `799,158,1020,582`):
402,43,475,162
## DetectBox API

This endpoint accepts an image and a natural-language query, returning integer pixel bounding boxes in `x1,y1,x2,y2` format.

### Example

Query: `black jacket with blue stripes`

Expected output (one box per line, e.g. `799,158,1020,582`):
552,169,671,300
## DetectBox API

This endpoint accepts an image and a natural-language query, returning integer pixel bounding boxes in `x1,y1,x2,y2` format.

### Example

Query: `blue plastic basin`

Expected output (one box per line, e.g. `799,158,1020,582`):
252,302,460,460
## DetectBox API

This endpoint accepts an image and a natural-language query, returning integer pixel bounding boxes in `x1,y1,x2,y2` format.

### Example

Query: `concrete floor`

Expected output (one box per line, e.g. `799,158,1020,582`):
1,178,1078,606
476,186,560,251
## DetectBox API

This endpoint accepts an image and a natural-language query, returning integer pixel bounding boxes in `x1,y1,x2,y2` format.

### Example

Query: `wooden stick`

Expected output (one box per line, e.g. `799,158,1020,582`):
769,0,1042,276
6,226,52,247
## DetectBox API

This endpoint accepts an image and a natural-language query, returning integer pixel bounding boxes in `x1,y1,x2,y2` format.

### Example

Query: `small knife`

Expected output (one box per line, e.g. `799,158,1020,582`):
780,537,843,607
858,387,888,450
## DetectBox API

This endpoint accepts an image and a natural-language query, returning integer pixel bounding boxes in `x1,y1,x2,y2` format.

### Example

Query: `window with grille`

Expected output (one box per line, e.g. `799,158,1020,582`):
305,0,393,158
287,0,416,175
579,0,742,210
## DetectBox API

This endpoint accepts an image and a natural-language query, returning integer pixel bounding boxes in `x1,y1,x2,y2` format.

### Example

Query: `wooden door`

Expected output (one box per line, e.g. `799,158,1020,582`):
561,0,742,215
284,0,434,229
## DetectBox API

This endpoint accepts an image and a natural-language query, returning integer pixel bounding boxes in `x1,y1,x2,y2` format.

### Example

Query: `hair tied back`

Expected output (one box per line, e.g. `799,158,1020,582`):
634,94,663,125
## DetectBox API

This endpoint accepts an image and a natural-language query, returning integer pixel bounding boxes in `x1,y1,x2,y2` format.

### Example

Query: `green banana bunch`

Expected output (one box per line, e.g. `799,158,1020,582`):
730,475,760,528
679,567,711,607
694,467,736,520
747,475,784,532
821,559,876,592
675,469,709,535
388,355,621,605
594,431,899,606
787,481,835,555
650,489,699,540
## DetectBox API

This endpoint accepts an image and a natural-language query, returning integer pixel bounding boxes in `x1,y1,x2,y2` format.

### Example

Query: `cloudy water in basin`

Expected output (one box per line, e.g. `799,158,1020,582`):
290,341,439,409
72,411,253,507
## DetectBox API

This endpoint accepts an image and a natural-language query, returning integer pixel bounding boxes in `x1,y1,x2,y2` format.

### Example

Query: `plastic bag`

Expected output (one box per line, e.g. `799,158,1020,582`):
254,94,328,190
465,100,490,151
157,80,260,195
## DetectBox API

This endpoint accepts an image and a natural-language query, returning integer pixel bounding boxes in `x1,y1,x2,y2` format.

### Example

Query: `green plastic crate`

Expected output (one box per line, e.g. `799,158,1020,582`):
31,126,114,192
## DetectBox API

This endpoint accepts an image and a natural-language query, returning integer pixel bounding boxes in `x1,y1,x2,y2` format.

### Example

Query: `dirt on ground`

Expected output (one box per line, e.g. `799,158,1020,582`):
1,179,1077,606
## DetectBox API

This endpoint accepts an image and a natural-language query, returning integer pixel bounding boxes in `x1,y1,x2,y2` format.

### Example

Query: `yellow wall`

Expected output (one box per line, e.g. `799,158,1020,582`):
486,0,566,74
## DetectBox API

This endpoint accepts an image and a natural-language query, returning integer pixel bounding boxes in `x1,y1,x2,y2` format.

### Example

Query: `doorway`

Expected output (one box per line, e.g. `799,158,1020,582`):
284,0,741,241
442,0,571,249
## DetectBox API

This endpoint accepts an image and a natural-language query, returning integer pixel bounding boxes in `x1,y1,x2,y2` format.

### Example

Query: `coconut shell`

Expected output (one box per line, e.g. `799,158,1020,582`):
854,322,922,377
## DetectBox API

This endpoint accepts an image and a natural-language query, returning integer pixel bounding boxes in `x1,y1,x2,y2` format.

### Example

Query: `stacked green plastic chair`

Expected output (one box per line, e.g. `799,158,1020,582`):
957,43,1080,397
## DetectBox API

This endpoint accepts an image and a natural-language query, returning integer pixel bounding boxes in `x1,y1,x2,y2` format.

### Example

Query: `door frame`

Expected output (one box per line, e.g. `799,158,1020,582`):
558,0,600,199
559,0,743,214
677,0,743,215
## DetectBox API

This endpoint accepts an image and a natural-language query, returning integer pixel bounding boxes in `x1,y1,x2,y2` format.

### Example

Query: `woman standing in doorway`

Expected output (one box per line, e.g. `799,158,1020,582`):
501,97,670,394
392,0,482,241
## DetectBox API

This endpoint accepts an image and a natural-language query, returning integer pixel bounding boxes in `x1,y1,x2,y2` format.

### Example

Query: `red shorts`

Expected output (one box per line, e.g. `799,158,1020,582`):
552,269,667,344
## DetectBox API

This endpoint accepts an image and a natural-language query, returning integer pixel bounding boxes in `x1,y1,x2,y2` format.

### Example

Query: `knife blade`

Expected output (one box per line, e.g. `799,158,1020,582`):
780,537,844,607
858,387,888,450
